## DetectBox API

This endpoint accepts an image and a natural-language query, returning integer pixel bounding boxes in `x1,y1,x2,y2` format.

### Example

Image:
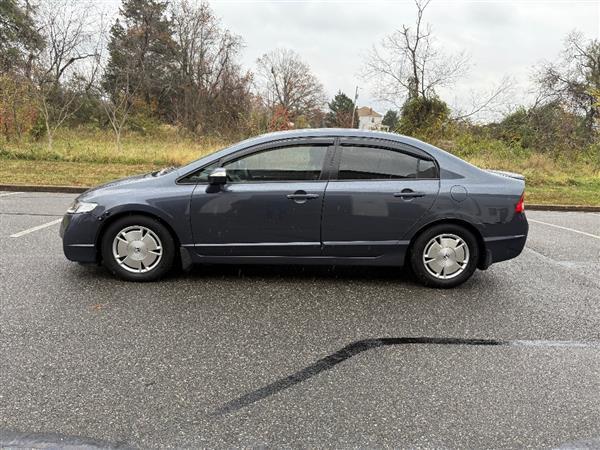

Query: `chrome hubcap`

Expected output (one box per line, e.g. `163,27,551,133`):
423,233,470,280
112,225,162,273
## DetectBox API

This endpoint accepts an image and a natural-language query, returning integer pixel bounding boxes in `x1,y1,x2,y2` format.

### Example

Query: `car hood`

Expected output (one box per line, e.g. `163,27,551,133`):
77,166,182,202
80,173,152,196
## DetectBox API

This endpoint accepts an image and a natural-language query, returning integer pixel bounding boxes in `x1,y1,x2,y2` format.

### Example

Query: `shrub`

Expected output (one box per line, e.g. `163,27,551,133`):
399,96,450,137
0,75,39,142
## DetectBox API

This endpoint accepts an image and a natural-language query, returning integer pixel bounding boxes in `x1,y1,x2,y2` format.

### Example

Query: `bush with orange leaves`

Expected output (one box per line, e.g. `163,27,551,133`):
0,75,39,142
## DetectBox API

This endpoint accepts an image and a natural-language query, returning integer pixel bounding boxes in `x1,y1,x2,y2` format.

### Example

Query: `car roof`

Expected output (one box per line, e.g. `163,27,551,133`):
227,128,454,159
254,128,397,138
249,128,422,145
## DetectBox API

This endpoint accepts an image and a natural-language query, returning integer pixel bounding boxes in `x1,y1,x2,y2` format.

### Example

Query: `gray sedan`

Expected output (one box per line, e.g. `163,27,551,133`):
60,129,528,288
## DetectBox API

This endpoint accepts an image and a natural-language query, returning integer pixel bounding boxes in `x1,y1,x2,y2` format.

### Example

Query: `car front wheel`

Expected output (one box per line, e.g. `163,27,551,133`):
101,215,175,281
409,224,479,288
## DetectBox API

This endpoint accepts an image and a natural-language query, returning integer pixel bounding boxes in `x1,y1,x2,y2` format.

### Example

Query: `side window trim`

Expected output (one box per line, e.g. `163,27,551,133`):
330,142,440,181
320,138,339,181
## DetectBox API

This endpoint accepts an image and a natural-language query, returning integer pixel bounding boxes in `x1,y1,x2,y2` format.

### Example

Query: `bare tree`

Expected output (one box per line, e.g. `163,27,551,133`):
451,75,515,122
256,48,325,123
33,0,102,148
363,0,469,107
170,0,252,134
99,71,138,151
363,0,514,123
536,31,599,132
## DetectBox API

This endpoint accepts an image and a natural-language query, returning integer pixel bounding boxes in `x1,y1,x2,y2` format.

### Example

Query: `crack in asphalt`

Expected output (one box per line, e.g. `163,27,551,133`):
0,430,133,449
215,337,600,415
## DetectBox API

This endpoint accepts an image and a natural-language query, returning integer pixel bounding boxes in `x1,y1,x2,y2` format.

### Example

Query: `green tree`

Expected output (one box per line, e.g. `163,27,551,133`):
325,91,357,128
0,0,43,76
498,101,585,154
102,0,177,118
382,110,399,131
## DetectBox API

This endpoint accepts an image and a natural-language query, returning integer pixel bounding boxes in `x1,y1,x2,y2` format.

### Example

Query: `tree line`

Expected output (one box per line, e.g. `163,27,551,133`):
0,0,598,154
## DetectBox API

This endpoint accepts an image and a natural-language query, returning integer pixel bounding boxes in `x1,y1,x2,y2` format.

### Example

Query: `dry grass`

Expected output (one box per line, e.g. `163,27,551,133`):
0,159,160,186
0,127,224,165
1,128,599,205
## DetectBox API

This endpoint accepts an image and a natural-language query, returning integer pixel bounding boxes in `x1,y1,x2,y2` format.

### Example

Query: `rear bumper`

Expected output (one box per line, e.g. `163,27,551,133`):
482,213,528,267
484,234,527,264
60,213,100,263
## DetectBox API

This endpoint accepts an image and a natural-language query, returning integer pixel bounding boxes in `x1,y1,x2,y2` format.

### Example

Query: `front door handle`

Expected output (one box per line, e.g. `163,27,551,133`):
394,189,426,199
286,191,320,203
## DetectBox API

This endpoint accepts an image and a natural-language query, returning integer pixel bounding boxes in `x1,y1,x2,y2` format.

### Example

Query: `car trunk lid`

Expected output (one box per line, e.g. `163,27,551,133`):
485,169,525,181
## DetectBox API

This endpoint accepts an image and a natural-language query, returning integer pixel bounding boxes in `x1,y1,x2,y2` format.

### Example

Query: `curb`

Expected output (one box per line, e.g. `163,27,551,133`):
0,184,88,193
526,204,600,212
1,184,599,212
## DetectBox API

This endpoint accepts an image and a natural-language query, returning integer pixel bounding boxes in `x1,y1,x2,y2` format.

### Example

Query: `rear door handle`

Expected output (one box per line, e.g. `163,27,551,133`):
394,190,425,198
286,191,320,202
286,194,319,199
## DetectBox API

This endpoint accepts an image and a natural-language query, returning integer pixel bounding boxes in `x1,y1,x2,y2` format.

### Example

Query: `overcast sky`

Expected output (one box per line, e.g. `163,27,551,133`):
103,0,600,120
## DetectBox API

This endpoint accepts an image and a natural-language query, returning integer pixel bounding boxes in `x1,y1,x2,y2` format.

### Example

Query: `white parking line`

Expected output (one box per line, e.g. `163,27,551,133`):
10,219,62,238
0,192,22,197
528,218,600,240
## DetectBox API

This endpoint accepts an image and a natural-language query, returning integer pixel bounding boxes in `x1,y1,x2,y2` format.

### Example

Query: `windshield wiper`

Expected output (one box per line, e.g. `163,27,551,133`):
152,166,177,176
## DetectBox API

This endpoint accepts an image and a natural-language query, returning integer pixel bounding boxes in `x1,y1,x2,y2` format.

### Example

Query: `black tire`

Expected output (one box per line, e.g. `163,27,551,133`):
409,223,479,288
101,215,176,282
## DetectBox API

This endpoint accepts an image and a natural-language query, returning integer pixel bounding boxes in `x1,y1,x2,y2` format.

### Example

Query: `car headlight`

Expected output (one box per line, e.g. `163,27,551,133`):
66,201,97,214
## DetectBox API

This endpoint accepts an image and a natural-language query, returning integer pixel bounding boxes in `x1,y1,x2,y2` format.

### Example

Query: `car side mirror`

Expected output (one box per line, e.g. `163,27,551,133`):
208,167,227,185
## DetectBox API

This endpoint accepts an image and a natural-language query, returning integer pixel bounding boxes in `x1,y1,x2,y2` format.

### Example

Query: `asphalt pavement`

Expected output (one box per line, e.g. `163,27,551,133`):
1,191,599,449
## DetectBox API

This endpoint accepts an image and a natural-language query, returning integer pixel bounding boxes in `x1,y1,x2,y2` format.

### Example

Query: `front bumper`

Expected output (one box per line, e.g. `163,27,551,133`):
60,213,101,263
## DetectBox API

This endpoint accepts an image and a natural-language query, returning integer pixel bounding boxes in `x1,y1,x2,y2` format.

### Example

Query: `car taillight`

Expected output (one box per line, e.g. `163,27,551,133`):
515,193,525,213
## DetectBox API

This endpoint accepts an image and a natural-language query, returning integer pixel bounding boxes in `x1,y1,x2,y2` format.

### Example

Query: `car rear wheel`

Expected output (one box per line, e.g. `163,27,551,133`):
101,215,175,281
409,224,479,288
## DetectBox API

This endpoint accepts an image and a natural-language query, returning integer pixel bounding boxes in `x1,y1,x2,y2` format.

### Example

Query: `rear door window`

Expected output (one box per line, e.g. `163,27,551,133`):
337,146,437,180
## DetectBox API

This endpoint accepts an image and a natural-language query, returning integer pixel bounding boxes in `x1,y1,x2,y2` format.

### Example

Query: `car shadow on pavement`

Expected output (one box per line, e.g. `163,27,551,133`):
71,261,491,291
186,263,416,283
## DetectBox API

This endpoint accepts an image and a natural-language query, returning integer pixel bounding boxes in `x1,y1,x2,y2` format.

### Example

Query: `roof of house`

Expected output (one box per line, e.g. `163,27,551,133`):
356,106,382,118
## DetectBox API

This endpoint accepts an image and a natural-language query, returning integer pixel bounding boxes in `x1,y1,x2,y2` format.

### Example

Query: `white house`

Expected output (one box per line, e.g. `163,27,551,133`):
357,106,388,131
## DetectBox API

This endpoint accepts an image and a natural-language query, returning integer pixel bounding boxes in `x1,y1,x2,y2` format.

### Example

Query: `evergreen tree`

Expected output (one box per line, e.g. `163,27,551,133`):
102,0,177,118
0,0,43,76
382,110,399,131
325,91,357,128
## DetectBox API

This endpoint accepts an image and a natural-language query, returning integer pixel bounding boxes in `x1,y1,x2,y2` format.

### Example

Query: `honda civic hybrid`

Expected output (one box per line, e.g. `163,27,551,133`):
60,129,528,288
